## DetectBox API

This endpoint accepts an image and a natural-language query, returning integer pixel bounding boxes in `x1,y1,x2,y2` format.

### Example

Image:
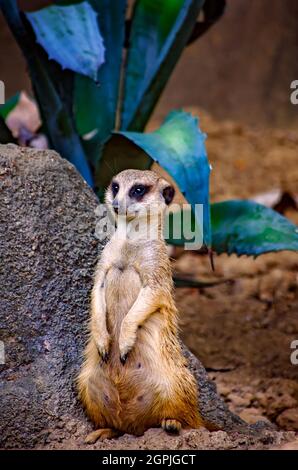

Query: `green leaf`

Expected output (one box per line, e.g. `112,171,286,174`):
74,0,126,167
211,200,298,256
26,2,105,81
166,201,298,256
116,110,211,247
0,92,20,119
121,0,204,131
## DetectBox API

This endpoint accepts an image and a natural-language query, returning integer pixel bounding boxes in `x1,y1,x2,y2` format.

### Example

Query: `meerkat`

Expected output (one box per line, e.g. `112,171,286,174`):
77,169,203,444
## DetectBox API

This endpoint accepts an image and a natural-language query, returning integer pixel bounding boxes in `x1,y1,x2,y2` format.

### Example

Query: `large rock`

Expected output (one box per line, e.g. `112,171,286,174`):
0,144,261,449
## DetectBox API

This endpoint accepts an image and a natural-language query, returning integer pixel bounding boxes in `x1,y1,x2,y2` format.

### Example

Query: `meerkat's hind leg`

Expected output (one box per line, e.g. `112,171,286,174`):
85,428,120,444
161,419,182,434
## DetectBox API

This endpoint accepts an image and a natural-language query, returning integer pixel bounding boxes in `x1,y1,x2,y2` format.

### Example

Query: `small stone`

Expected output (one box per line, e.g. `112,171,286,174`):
276,408,298,431
255,392,269,407
217,385,230,397
272,439,298,450
239,408,270,425
228,393,252,408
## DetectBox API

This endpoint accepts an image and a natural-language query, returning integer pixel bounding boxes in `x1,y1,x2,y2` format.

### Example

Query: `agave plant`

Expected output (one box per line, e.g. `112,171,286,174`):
0,0,298,261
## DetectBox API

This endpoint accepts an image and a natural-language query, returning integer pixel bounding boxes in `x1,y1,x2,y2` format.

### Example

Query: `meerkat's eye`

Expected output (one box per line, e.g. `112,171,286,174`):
111,181,119,197
129,184,150,199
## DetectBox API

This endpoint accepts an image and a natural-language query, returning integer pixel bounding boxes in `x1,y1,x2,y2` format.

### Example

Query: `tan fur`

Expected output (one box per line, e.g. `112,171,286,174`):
77,170,203,442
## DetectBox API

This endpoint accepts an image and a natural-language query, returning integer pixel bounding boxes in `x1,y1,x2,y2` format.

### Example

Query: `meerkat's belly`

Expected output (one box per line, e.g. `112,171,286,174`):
104,263,166,362
105,264,141,340
95,264,199,434
103,266,166,424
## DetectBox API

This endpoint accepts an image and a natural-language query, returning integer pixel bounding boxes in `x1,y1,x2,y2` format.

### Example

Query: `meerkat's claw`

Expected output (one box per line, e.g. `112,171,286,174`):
119,319,137,361
94,333,111,363
161,418,182,434
120,353,128,365
96,344,110,363
101,351,109,363
97,347,110,363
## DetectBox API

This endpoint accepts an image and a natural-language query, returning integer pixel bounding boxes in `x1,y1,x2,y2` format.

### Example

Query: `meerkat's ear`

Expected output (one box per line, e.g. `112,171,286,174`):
159,179,175,205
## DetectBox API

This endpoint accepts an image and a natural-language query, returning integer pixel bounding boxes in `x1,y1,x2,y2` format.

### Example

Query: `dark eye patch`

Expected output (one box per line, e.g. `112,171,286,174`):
111,181,119,197
162,185,175,205
129,184,151,200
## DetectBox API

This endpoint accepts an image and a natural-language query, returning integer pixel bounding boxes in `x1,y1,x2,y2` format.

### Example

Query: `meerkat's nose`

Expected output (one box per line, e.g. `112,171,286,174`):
112,200,119,214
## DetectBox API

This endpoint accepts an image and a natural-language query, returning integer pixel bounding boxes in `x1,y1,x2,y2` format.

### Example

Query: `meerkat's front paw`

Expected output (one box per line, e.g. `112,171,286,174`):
94,332,111,363
119,320,137,365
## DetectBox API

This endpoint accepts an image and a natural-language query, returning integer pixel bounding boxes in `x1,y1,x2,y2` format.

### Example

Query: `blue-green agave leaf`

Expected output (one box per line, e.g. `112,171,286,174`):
118,110,211,247
121,0,204,131
166,201,298,256
211,200,298,256
74,0,126,167
26,2,105,81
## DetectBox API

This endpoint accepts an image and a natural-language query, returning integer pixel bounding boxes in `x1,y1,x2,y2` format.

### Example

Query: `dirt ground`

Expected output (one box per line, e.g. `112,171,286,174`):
39,108,298,450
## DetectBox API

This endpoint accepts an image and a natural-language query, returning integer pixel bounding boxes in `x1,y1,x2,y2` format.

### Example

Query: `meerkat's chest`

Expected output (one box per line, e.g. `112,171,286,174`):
103,239,143,323
104,238,144,273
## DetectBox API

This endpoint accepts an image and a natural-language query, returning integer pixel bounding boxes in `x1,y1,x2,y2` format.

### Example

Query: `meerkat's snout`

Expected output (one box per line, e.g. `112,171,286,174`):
105,169,175,220
112,199,119,214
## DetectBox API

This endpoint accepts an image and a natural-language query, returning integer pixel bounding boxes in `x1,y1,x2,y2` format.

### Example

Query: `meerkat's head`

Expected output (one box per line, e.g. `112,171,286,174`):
105,169,175,220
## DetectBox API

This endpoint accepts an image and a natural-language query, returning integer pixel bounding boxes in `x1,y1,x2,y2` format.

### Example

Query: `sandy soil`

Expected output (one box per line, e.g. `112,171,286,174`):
41,427,297,451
